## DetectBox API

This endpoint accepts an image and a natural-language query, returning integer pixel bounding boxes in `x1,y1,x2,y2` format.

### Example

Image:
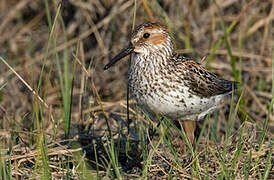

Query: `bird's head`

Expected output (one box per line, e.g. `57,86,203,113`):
104,22,173,70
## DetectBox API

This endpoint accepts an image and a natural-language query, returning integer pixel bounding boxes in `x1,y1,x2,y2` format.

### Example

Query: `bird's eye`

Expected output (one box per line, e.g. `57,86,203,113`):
143,33,150,39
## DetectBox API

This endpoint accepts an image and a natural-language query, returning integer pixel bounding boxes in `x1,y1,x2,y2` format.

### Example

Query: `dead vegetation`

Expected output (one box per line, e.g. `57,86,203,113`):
0,0,273,179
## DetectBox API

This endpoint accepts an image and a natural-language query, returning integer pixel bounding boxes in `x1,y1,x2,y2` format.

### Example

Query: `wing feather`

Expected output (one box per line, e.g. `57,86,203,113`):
172,53,237,97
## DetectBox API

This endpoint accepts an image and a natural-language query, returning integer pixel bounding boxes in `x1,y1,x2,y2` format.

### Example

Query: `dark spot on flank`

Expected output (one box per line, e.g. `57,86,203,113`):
162,82,169,88
179,99,185,104
184,76,190,81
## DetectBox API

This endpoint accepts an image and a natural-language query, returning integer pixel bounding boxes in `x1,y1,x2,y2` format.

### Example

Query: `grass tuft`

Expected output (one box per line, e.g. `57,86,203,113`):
0,0,272,179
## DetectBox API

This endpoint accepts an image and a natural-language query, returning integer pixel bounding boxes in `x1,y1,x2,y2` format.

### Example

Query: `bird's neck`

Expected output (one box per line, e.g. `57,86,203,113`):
131,46,173,70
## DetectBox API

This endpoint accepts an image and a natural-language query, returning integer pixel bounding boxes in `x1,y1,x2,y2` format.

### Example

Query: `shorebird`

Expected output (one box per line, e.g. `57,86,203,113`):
104,22,237,145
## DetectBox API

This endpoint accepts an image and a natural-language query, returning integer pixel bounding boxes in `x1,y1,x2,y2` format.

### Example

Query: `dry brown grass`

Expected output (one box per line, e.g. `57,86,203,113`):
0,0,273,179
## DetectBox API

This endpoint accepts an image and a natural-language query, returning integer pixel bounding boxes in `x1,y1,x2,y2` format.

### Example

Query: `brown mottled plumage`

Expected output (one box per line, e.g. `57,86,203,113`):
104,22,237,144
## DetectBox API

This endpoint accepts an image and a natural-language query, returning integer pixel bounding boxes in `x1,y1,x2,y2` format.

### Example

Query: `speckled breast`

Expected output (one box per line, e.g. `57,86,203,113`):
128,54,187,117
127,54,222,121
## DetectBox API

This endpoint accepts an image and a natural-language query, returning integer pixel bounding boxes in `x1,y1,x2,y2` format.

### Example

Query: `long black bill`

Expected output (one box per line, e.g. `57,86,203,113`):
104,43,134,70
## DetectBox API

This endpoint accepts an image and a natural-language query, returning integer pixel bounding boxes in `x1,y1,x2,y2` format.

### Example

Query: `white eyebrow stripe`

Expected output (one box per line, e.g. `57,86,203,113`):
149,29,166,33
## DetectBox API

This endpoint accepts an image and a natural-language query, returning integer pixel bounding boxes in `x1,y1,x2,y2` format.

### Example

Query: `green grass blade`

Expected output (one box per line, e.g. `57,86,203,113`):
206,19,238,66
126,0,137,135
38,2,61,94
244,150,252,180
254,50,274,176
262,139,273,180
209,146,230,179
224,91,243,154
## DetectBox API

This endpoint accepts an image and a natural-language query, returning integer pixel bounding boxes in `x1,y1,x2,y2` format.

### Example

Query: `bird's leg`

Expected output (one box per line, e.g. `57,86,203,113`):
182,121,196,145
171,120,196,154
